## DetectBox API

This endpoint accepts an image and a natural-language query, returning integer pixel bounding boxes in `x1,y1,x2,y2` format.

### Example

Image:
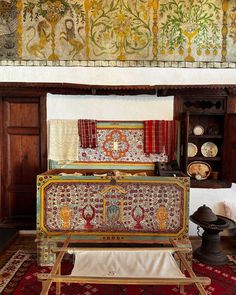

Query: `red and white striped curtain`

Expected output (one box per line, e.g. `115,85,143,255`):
78,119,97,148
144,120,178,161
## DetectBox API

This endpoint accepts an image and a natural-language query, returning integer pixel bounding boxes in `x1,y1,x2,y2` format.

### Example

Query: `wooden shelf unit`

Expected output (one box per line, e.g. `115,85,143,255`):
174,90,236,188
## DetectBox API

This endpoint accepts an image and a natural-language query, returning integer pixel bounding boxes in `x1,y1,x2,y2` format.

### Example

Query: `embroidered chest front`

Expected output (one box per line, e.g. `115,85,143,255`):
37,172,189,242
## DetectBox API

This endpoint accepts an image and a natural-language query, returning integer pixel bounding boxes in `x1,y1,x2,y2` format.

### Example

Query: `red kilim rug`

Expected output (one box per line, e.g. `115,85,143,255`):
1,251,236,295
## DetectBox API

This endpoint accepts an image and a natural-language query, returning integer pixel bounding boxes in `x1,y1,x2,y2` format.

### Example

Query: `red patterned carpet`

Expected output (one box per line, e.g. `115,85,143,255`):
1,250,236,295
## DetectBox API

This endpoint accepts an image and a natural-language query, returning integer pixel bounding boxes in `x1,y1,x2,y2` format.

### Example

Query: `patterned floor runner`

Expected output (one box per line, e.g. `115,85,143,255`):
1,250,236,295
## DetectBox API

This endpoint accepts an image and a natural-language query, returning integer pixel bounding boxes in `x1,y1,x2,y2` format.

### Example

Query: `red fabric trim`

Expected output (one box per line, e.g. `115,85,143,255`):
78,119,97,148
144,120,178,161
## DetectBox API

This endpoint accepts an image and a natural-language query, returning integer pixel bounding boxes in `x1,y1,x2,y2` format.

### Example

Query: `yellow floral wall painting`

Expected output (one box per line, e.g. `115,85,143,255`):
0,0,236,67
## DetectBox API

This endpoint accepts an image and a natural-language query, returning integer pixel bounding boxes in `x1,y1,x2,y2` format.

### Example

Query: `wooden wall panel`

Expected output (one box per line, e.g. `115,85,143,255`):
222,114,236,183
8,101,39,127
9,135,40,184
0,96,46,228
8,192,35,219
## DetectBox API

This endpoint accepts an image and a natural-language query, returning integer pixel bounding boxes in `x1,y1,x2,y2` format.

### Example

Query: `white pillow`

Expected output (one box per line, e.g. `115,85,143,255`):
223,201,236,222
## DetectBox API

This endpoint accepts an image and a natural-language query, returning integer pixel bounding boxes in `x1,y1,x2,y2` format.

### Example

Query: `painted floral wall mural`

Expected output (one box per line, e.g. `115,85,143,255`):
159,0,221,62
0,0,236,67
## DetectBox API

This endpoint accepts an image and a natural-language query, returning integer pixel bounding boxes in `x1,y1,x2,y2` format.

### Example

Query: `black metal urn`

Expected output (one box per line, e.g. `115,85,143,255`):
190,204,234,265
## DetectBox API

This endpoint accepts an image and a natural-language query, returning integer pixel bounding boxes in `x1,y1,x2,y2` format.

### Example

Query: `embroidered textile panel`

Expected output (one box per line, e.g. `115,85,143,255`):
1,0,236,68
41,181,185,234
78,128,167,163
49,122,168,167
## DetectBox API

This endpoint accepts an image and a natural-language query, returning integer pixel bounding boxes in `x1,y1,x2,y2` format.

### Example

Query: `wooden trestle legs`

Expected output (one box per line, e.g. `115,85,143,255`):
38,236,211,295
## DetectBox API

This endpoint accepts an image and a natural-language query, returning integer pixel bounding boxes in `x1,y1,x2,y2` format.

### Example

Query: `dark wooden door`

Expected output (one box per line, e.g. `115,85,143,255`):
0,96,47,228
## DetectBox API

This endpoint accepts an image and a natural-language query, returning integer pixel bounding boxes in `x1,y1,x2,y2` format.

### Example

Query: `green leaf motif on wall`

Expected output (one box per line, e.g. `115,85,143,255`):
158,0,221,62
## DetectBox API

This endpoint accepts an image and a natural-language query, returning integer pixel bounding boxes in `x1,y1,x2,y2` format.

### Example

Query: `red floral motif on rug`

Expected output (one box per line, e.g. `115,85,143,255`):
1,251,236,295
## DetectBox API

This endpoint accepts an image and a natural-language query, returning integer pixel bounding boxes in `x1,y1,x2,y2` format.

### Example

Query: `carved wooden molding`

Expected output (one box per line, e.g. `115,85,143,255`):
0,82,235,97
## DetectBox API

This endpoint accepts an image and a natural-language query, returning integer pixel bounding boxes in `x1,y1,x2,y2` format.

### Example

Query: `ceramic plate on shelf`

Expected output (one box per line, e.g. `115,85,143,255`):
193,125,204,136
188,143,198,157
201,142,218,157
187,161,211,180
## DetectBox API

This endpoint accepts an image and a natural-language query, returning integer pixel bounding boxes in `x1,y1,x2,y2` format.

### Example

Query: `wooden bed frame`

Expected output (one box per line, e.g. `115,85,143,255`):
38,235,211,295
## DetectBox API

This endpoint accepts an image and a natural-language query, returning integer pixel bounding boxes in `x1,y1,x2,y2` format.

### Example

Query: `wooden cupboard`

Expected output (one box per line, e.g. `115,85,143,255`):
174,90,236,188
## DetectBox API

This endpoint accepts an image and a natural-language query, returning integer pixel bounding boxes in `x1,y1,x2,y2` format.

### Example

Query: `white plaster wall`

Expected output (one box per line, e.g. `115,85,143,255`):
1,67,236,85
46,94,173,120
46,94,236,236
189,185,236,236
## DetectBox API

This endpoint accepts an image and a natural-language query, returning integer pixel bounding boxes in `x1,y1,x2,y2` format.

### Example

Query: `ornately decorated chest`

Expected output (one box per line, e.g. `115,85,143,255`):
36,169,190,266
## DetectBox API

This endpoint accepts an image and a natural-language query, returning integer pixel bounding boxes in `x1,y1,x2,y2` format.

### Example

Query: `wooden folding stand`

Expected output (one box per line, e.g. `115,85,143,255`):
38,236,211,295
